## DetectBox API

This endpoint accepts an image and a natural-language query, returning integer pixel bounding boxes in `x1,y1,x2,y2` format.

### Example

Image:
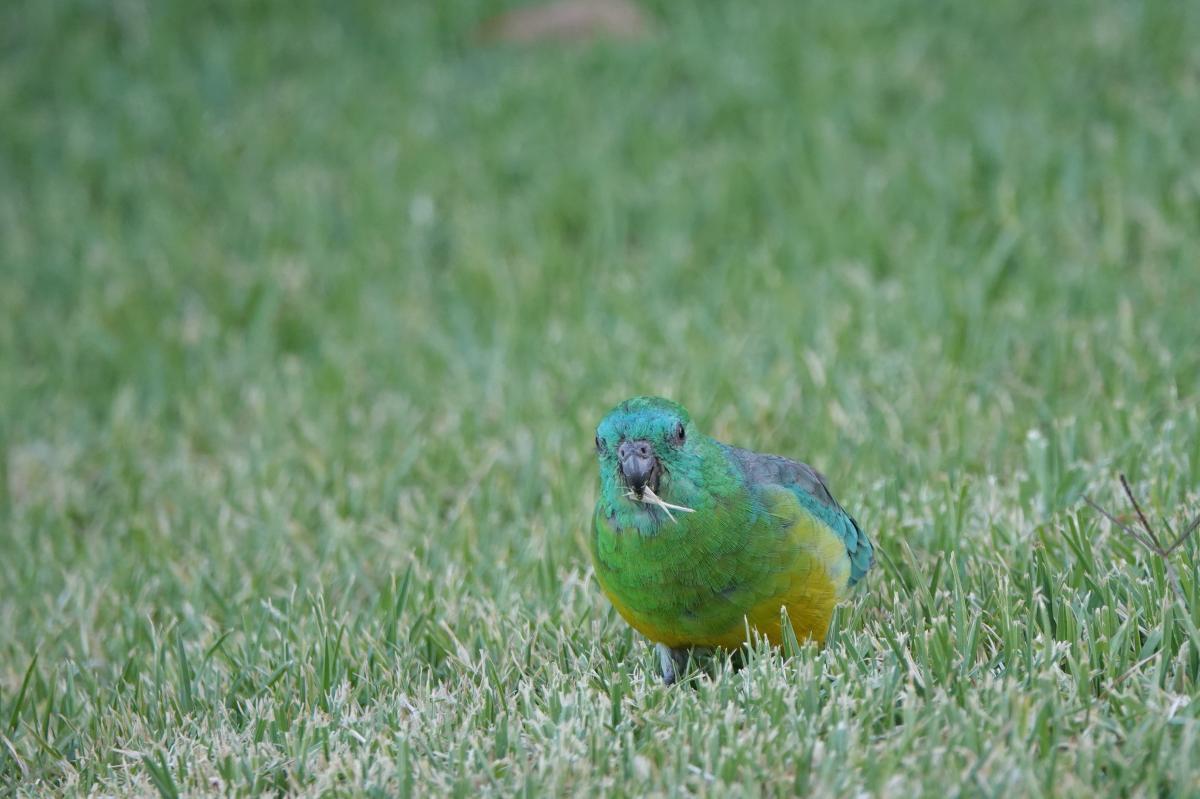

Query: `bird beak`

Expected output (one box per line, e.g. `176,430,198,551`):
618,439,659,496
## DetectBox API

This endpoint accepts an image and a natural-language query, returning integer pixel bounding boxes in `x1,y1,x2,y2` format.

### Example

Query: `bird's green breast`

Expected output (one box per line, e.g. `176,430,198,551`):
590,484,849,649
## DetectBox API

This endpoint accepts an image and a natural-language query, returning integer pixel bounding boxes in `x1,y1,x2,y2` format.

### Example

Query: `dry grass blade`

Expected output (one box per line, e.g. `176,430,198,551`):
1085,473,1194,607
625,485,695,523
1121,473,1163,549
1082,496,1157,551
1165,514,1200,555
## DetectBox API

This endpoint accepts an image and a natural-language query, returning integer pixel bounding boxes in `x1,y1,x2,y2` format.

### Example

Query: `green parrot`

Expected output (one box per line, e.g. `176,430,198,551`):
590,396,873,684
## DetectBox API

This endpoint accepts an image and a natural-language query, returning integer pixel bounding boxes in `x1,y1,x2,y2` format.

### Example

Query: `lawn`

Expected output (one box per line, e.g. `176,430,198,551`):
3,0,1200,795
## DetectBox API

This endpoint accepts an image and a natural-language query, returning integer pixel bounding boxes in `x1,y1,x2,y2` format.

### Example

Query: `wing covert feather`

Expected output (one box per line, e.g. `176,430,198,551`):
721,444,874,585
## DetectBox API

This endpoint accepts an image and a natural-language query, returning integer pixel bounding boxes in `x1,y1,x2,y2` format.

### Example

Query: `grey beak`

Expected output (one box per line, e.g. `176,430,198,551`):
618,439,656,492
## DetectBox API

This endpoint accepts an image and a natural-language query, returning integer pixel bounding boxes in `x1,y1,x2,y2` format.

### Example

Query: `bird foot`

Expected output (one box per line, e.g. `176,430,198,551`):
656,644,693,685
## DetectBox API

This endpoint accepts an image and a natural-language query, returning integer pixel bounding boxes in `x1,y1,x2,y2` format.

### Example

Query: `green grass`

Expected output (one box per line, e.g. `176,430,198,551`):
3,0,1200,794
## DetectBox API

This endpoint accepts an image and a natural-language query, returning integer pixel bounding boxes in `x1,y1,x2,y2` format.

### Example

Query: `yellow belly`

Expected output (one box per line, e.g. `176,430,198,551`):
604,567,840,649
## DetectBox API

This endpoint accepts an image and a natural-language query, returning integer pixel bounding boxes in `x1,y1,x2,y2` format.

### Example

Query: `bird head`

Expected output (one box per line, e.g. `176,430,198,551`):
594,396,698,509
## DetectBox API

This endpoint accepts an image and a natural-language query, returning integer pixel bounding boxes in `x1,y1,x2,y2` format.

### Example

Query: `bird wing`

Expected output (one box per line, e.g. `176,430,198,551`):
721,444,874,586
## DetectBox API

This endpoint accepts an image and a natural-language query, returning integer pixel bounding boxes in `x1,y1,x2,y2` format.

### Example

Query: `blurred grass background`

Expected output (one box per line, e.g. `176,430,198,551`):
2,0,1200,795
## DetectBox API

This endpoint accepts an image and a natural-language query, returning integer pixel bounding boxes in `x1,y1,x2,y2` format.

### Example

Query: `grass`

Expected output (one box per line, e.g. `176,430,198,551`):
2,0,1200,794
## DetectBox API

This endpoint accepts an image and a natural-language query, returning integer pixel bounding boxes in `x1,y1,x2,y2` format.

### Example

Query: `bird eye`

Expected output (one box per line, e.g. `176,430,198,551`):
674,422,686,444
595,434,605,453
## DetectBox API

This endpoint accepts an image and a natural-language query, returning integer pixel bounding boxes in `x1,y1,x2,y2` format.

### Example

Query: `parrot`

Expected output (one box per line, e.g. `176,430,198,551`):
589,396,873,684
